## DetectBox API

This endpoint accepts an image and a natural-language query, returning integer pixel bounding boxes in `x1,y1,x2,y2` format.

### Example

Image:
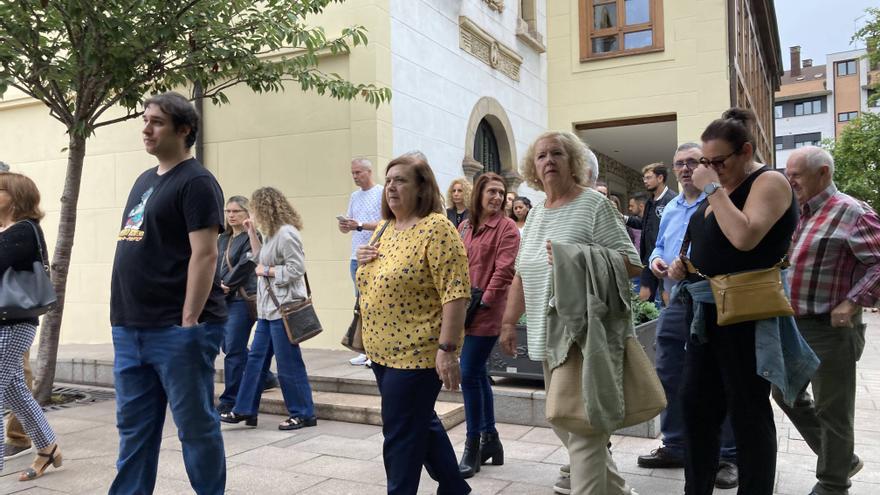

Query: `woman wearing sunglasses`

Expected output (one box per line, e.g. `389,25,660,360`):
667,108,801,495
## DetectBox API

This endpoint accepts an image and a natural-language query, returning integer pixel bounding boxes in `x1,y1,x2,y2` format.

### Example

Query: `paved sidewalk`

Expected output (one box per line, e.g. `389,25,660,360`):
1,310,878,494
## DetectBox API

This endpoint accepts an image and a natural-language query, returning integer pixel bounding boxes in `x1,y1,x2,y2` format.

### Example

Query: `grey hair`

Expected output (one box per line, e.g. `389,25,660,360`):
402,150,428,161
585,148,599,187
675,142,702,154
0,161,9,172
799,146,835,175
351,157,373,170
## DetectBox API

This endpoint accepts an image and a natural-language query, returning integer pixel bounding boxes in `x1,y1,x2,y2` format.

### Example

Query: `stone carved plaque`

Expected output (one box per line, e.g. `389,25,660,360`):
459,16,523,81
482,0,504,12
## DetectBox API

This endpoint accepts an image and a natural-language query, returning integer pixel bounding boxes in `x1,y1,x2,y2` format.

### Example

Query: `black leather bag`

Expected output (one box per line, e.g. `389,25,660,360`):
0,221,57,321
266,274,322,345
464,286,485,329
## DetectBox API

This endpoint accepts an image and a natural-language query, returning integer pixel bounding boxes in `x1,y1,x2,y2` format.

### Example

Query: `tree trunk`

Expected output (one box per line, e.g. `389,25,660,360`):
33,131,88,404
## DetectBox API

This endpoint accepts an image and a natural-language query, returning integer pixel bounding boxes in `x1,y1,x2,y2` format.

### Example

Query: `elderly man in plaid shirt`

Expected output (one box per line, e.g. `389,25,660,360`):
774,146,880,495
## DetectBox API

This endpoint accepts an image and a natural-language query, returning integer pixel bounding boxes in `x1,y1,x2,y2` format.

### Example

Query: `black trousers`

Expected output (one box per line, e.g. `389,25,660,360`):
372,363,470,495
681,304,776,495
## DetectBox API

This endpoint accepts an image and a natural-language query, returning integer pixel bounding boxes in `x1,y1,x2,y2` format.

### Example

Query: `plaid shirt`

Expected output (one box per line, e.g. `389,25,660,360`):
788,184,880,315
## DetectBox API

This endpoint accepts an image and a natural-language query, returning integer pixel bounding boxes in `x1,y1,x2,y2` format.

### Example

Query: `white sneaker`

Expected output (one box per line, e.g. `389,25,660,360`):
365,359,372,368
349,354,369,366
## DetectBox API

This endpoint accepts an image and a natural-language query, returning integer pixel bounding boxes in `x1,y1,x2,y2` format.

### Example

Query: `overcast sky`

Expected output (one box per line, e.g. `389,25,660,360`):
775,0,875,70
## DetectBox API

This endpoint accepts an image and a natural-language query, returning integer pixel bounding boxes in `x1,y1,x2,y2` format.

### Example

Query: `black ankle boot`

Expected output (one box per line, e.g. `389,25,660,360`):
458,436,481,478
480,432,504,466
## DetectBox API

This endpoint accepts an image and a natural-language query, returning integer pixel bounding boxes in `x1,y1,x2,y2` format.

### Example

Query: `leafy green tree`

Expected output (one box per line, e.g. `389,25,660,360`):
854,7,879,106
824,112,880,212
0,0,390,403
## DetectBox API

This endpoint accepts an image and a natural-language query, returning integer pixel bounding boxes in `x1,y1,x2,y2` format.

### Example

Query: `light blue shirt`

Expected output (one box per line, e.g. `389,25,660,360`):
649,191,706,293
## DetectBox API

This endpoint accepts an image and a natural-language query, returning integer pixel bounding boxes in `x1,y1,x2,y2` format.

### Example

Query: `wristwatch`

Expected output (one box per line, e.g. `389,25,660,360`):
356,222,363,232
438,343,458,353
703,182,721,197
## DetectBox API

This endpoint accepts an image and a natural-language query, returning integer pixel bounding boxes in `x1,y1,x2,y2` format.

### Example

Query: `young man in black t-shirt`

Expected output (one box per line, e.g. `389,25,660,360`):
109,92,227,495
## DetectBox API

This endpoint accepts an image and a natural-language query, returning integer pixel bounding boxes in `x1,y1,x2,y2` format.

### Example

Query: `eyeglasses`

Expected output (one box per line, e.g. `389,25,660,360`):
699,151,738,168
224,209,245,214
673,158,700,170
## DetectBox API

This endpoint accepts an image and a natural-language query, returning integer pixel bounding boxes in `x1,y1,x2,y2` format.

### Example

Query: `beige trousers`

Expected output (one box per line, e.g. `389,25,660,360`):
544,360,631,495
5,350,33,448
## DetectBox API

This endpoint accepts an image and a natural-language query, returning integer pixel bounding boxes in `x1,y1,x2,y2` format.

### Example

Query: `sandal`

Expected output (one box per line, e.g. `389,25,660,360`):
19,444,62,481
278,416,317,431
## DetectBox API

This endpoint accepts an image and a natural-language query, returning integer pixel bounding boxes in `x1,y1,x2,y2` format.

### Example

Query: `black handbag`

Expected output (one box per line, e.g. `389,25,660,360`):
464,286,485,328
0,220,57,321
265,273,322,345
341,221,390,353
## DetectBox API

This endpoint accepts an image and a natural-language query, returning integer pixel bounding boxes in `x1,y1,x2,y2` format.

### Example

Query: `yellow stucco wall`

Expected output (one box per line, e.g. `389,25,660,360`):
547,0,732,144
0,0,392,348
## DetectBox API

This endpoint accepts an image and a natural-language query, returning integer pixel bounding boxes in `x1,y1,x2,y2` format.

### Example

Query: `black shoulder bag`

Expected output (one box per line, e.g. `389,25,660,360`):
0,221,57,321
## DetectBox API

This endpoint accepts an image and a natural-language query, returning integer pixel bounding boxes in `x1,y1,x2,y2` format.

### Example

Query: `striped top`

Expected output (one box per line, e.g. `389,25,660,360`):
788,184,880,315
516,188,640,360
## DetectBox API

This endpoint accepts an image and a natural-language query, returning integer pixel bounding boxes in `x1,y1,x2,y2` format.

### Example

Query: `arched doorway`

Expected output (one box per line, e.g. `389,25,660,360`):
474,119,501,175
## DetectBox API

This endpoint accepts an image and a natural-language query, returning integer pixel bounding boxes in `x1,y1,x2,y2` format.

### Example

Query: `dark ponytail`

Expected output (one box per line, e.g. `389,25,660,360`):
700,107,756,153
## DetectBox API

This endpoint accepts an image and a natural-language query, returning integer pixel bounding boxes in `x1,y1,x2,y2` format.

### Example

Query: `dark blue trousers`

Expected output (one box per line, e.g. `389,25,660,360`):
460,335,498,438
655,299,737,461
372,363,470,495
111,323,225,495
218,299,276,409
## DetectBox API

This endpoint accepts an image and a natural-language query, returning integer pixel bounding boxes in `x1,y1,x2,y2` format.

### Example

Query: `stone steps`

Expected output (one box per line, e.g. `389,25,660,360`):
249,389,465,430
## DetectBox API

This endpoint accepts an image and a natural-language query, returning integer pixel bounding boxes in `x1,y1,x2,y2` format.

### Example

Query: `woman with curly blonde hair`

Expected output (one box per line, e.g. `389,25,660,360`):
220,187,316,431
446,177,472,228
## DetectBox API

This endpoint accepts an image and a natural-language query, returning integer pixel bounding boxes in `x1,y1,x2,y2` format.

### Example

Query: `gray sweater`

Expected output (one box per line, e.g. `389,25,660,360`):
256,224,307,320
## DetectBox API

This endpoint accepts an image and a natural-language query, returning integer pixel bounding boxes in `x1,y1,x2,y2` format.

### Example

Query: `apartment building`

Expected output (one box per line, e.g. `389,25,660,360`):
774,45,879,166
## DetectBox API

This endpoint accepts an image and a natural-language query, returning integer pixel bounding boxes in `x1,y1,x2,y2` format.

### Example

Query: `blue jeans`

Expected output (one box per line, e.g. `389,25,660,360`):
372,363,470,495
110,323,225,495
655,300,736,462
350,258,359,296
460,335,498,438
219,299,256,407
233,318,315,418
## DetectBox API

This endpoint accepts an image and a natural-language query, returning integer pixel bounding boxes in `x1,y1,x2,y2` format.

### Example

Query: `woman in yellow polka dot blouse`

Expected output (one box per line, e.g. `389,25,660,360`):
356,152,472,495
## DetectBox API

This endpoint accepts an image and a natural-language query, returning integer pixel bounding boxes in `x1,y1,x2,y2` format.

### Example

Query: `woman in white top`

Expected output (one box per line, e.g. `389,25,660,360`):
220,187,316,431
500,131,641,495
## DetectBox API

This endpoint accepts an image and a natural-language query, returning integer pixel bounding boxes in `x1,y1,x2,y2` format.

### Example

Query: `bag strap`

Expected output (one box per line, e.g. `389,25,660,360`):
370,220,390,247
19,220,49,272
223,235,234,271
679,228,789,277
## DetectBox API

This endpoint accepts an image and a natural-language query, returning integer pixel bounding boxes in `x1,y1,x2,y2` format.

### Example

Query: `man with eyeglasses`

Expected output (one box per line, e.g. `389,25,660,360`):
636,143,739,489
625,163,676,303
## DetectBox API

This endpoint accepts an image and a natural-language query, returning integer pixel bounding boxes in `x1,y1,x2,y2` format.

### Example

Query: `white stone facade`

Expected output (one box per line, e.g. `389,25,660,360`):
389,0,548,199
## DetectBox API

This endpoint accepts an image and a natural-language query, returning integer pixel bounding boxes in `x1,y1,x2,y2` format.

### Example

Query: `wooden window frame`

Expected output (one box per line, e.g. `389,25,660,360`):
578,0,664,62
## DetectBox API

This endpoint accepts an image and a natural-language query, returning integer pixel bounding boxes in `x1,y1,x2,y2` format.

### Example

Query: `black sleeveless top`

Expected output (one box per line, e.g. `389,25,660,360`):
687,166,798,278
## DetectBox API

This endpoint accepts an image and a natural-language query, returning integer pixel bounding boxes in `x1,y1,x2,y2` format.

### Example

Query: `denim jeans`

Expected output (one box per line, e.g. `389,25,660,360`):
233,318,315,419
350,258,359,296
110,323,225,495
372,363,470,495
219,299,256,408
655,300,736,462
460,335,498,438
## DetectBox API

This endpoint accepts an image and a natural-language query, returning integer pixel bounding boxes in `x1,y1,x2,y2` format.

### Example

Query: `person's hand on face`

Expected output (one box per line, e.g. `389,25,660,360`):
691,163,720,191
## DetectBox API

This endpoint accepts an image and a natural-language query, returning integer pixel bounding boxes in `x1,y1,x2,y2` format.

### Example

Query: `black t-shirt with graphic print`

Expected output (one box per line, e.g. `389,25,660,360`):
110,158,227,327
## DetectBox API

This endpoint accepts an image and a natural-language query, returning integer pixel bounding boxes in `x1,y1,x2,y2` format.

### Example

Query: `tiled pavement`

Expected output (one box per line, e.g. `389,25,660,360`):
1,310,878,494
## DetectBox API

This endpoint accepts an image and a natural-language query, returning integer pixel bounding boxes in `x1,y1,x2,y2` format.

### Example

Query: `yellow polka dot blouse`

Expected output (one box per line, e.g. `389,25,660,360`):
357,213,471,369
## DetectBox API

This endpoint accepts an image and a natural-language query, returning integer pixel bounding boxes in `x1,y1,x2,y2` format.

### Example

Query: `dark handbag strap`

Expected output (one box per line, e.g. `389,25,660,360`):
18,220,49,272
223,235,234,271
353,220,391,309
